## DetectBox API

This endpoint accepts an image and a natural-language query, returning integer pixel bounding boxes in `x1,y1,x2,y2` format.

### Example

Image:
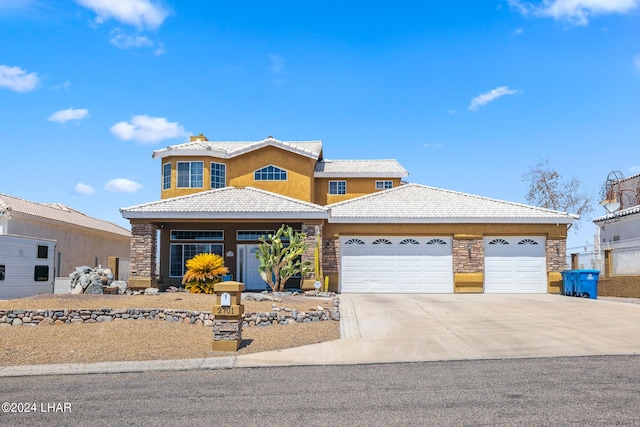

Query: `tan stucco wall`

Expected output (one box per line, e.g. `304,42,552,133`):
160,147,317,202
598,275,640,298
315,178,404,205
9,215,130,277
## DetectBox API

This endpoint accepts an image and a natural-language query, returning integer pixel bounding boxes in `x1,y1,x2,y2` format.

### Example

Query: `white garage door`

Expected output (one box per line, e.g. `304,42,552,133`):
484,236,547,293
340,236,453,293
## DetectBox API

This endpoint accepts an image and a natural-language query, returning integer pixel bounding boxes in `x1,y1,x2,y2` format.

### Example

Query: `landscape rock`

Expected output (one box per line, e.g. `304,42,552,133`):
144,288,160,295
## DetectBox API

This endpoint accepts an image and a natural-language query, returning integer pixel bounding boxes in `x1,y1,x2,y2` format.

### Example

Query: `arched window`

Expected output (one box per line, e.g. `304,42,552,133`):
254,165,287,181
518,239,538,245
372,238,392,245
488,238,509,245
344,238,365,245
400,239,420,245
426,238,447,245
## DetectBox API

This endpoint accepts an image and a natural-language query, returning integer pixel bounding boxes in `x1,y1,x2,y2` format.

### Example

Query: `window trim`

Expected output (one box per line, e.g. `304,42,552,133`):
169,243,224,278
162,162,172,190
375,180,393,190
254,165,288,181
170,230,224,241
176,161,204,188
329,180,347,195
210,161,226,189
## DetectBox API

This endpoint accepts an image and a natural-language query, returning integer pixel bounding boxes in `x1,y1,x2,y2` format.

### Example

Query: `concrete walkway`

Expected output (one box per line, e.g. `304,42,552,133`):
3,294,640,376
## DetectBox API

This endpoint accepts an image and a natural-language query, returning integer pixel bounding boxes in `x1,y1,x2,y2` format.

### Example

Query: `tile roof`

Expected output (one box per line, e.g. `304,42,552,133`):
593,204,640,223
327,183,578,224
120,187,329,220
314,159,408,178
152,137,323,160
0,193,130,237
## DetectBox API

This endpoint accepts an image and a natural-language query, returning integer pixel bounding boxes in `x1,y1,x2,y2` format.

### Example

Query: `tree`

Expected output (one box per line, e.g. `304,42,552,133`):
181,253,229,294
522,156,593,229
256,224,311,292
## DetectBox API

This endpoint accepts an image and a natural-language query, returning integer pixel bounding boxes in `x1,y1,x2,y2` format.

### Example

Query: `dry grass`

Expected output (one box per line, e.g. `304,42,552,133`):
0,293,340,366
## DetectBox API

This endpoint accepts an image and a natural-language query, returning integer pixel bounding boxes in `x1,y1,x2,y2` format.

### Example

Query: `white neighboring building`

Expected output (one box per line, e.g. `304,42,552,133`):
0,193,131,278
594,173,640,275
0,234,57,299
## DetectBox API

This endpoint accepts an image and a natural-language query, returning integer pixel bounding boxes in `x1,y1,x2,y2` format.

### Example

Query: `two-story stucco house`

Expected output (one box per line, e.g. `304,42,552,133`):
120,135,576,294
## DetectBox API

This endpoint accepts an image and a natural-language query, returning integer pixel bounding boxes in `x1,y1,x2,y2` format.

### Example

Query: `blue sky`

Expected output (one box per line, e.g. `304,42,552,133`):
1,0,639,250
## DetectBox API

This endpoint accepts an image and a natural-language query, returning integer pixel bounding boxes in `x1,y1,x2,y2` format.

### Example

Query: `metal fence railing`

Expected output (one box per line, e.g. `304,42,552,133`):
568,238,640,275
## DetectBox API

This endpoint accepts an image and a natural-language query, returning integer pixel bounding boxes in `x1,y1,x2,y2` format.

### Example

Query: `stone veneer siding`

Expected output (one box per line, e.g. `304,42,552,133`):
322,238,339,276
130,223,158,279
546,238,567,272
452,238,484,273
301,223,322,282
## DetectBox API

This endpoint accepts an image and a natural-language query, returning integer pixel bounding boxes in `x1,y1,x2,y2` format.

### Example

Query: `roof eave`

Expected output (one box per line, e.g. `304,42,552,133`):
328,216,576,224
314,172,409,178
120,211,330,220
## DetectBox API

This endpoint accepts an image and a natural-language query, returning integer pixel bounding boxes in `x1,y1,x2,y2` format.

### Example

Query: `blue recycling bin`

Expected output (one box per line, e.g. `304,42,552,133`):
560,270,576,296
574,270,600,299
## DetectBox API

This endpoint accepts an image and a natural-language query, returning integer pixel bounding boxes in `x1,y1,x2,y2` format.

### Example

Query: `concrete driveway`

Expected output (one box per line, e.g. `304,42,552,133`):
235,294,640,367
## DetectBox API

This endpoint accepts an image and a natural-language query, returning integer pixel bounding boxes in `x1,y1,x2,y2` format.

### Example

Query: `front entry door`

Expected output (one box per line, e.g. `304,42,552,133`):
237,244,268,291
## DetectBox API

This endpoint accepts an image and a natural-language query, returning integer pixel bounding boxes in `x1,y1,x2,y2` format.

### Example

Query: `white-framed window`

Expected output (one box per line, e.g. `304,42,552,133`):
170,230,224,241
237,230,275,241
211,162,226,189
375,180,393,190
163,163,172,190
169,244,224,277
177,161,204,188
329,181,346,195
254,165,287,181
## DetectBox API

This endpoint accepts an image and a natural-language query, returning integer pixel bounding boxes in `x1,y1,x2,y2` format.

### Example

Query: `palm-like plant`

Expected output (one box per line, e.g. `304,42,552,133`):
181,253,229,294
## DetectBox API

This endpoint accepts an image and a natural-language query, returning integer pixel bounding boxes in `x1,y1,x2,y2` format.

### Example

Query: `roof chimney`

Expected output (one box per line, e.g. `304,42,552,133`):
190,133,208,142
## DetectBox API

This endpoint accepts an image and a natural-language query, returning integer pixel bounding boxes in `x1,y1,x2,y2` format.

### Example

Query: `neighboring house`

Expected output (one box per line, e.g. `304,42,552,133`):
0,193,131,279
593,173,640,275
120,135,576,294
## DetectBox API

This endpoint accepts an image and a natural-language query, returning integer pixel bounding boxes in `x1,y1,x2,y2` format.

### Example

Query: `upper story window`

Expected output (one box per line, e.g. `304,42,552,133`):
211,162,226,189
375,180,393,190
177,161,204,188
171,230,224,241
162,163,171,190
329,181,346,195
254,165,287,181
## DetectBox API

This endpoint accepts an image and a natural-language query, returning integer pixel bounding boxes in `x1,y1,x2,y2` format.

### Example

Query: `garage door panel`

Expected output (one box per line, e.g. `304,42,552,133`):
340,237,453,293
484,237,547,294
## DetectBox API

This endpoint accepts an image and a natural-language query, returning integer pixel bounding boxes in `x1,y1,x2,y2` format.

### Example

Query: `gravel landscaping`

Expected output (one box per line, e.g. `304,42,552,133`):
0,293,340,366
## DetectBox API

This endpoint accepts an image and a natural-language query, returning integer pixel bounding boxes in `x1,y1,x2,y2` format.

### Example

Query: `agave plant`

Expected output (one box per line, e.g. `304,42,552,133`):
181,253,229,294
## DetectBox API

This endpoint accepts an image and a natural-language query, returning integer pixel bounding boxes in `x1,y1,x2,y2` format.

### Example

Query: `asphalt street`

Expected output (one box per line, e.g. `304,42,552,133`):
1,355,638,426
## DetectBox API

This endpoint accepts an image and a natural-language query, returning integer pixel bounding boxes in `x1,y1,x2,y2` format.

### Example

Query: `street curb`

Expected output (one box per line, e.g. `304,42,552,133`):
0,356,237,377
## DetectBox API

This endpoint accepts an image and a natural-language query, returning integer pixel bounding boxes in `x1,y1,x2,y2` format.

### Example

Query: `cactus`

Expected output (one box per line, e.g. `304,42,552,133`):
256,224,311,292
181,253,229,294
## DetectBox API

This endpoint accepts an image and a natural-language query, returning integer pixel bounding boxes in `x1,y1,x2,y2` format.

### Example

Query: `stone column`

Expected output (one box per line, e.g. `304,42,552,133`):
128,223,158,289
301,222,322,290
452,235,484,293
546,237,567,294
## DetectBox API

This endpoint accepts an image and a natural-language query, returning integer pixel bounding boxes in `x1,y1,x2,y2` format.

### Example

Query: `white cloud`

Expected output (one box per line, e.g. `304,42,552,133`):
110,115,188,143
104,178,143,193
629,165,640,174
0,65,39,92
47,108,89,123
469,86,520,111
510,0,639,25
74,182,95,195
423,143,444,148
76,0,169,29
153,42,165,56
110,29,153,48
53,80,71,90
633,55,640,71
